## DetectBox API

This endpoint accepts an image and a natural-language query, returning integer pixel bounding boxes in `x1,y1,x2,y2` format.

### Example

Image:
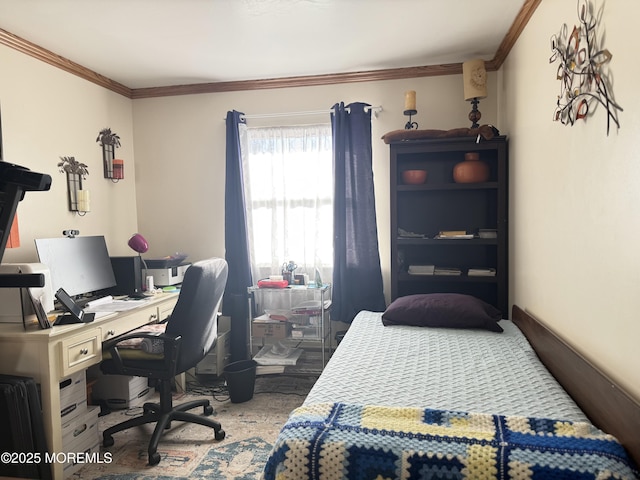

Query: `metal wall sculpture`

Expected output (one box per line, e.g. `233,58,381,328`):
549,0,622,135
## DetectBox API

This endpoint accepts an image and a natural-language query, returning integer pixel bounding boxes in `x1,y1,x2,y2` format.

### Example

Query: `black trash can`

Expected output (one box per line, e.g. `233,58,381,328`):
223,359,257,403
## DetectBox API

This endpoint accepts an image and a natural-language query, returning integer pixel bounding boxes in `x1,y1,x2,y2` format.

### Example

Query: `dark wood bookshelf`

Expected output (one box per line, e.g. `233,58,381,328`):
389,135,508,315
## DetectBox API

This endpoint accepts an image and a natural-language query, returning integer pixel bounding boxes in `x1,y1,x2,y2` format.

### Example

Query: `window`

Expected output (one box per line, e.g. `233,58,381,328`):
239,123,333,284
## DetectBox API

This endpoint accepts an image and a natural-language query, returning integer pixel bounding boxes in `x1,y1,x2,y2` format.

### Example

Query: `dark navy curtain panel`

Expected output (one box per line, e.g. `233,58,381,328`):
331,102,386,323
223,110,252,360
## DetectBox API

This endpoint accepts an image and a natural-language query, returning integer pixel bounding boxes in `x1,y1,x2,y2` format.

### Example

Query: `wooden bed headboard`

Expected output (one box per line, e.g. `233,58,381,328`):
512,305,640,467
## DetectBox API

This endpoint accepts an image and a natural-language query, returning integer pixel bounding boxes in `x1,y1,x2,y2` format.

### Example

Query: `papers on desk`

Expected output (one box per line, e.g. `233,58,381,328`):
84,295,114,308
84,295,148,313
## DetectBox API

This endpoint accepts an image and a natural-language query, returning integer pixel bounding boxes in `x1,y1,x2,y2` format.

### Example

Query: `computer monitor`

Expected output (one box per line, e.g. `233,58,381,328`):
34,235,117,299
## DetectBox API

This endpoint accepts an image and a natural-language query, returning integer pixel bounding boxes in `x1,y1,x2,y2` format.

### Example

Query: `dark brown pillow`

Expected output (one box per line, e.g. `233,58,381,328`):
381,293,503,332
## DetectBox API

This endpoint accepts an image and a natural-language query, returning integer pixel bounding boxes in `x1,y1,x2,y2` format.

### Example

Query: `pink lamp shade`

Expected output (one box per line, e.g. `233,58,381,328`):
128,233,149,254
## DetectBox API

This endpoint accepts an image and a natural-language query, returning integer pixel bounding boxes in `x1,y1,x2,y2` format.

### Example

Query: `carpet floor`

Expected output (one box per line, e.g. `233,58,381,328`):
70,374,316,480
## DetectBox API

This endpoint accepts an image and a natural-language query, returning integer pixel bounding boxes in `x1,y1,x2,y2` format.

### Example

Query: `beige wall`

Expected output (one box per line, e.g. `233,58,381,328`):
0,45,138,259
502,0,640,399
131,75,498,301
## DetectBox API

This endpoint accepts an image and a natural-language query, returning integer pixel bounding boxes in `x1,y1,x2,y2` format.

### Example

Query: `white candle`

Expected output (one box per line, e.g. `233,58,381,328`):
77,189,90,212
404,90,416,111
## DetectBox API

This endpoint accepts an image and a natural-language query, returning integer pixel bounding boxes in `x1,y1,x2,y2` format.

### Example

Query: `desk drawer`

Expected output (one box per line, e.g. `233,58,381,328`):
101,305,159,342
60,329,101,377
158,298,177,322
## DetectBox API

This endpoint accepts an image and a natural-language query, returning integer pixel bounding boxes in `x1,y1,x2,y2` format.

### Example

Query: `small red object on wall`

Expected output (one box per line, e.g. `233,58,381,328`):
7,214,20,248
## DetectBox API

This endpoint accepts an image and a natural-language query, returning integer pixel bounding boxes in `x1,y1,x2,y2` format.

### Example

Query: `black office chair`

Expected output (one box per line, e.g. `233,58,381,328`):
100,257,228,465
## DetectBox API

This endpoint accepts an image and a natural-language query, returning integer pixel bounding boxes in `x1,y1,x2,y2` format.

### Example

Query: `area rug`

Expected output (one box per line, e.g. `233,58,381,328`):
71,375,316,480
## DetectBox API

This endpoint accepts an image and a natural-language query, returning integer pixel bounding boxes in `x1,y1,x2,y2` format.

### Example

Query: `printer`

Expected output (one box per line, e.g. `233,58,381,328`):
145,263,190,287
0,263,55,323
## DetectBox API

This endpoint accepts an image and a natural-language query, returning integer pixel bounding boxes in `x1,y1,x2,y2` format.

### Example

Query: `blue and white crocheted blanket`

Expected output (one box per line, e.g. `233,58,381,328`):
262,402,639,480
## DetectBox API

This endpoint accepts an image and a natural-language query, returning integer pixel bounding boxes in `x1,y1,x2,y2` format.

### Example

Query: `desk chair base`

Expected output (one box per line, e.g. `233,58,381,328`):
102,380,225,465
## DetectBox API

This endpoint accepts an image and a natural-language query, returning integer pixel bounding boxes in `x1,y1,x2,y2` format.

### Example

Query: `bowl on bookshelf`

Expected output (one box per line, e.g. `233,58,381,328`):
402,169,427,184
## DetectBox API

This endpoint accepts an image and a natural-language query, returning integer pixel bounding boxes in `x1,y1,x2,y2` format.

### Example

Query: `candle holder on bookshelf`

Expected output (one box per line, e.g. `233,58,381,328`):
403,90,418,130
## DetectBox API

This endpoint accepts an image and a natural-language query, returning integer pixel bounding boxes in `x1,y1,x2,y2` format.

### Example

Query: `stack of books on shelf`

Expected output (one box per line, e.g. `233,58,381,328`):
467,268,497,277
291,300,322,316
408,264,435,275
435,230,474,239
478,229,497,239
398,227,426,239
256,365,286,375
434,267,462,276
254,342,303,368
252,310,291,323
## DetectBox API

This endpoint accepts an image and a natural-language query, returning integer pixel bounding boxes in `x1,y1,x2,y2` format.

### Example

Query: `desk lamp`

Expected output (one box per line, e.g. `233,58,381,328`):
128,233,149,292
128,233,148,255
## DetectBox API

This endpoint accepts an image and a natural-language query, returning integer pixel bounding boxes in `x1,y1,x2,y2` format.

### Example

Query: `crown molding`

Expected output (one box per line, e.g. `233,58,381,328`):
130,63,464,99
492,0,542,69
0,28,132,97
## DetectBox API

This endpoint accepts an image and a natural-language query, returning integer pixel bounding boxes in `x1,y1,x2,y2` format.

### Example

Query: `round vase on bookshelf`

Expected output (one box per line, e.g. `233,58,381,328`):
453,152,489,183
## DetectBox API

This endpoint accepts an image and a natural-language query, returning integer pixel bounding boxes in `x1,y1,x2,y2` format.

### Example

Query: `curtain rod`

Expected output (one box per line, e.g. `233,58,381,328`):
228,105,383,121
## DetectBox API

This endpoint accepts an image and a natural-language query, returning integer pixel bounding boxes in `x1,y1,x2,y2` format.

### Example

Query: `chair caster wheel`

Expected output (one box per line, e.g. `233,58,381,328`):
148,452,161,465
103,436,114,447
204,405,214,416
215,429,226,441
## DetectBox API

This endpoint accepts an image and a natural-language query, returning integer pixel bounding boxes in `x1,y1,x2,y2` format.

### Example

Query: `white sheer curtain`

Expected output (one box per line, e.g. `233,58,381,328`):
239,123,333,285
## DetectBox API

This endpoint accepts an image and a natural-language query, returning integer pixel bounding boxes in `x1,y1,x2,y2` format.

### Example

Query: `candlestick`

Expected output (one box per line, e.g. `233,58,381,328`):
403,90,418,130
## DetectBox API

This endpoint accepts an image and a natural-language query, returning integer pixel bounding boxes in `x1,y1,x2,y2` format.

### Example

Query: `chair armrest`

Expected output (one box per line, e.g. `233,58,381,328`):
104,331,182,378
103,330,169,350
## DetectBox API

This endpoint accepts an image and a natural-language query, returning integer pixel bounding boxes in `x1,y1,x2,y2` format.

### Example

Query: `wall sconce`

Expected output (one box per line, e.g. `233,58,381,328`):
96,128,122,182
403,90,418,129
462,59,488,128
57,156,90,216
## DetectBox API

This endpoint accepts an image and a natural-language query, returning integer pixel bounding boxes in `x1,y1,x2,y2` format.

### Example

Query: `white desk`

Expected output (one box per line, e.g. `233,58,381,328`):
0,292,178,479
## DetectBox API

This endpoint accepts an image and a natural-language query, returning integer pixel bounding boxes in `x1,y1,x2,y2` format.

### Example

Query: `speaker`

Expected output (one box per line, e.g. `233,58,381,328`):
109,256,142,296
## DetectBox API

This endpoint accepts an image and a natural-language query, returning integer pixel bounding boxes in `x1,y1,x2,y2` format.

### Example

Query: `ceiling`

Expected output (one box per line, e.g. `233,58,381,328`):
0,0,532,96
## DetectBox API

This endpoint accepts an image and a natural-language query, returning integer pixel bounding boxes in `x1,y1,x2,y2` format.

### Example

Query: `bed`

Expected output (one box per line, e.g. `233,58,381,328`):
262,295,640,479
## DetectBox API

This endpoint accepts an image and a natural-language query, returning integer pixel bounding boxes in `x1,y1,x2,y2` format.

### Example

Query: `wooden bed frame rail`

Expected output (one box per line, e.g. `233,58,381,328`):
512,305,640,467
